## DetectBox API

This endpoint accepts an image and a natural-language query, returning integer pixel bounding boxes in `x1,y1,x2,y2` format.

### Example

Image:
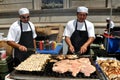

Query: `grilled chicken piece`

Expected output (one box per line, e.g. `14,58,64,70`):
15,54,51,71
56,54,66,60
66,55,78,59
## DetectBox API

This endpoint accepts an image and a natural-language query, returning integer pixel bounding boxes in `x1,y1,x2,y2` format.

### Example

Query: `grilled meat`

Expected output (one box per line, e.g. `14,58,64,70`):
52,58,96,77
15,54,51,71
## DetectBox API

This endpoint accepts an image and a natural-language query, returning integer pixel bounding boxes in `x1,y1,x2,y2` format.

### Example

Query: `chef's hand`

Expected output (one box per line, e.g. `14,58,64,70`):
19,45,27,52
80,45,87,54
69,45,75,53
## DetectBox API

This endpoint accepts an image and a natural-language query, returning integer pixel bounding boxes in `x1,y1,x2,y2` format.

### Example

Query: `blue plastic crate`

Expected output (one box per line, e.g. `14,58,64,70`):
106,38,120,53
36,45,62,54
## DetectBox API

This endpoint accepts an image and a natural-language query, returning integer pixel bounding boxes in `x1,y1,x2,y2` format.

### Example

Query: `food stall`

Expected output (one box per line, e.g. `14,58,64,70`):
5,27,120,80
7,36,120,80
7,43,120,80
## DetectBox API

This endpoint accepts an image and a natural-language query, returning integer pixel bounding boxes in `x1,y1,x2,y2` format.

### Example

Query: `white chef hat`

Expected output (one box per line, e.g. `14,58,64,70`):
77,6,88,14
106,17,110,20
18,8,29,15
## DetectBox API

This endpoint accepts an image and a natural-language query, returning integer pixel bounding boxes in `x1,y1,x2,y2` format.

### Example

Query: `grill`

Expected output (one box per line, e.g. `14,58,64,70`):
10,56,103,80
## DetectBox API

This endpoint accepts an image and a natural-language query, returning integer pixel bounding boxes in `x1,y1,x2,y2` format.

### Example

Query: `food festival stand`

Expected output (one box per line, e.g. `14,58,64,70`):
1,25,120,80
3,30,120,80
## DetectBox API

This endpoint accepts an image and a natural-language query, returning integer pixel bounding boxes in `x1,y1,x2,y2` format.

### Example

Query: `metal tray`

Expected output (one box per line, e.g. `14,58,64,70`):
96,57,120,80
95,62,108,80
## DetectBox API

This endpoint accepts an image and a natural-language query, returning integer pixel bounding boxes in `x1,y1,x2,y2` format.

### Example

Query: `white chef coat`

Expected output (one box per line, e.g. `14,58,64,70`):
109,21,115,29
7,20,37,43
63,19,95,38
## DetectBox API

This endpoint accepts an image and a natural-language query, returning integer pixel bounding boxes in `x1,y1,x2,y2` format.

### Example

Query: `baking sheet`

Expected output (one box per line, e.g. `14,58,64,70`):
96,57,120,80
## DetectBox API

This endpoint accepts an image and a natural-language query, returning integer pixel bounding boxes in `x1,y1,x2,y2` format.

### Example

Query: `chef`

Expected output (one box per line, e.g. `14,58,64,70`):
7,8,37,66
63,6,95,55
105,17,115,33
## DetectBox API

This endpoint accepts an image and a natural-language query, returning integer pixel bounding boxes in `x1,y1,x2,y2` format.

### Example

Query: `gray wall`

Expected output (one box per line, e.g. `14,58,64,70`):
0,0,120,36
1,0,119,12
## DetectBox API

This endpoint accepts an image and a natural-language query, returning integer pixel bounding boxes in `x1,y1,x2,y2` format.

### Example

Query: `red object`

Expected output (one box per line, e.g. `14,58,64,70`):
1,53,6,59
39,41,43,50
103,33,114,38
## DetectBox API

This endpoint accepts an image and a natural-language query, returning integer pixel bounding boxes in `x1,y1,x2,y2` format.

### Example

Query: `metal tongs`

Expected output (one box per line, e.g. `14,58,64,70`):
27,48,35,52
72,51,81,57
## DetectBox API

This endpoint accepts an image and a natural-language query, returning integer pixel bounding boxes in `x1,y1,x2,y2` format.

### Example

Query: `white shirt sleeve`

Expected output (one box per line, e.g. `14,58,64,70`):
110,21,115,28
63,24,72,37
7,23,21,43
86,21,95,38
63,20,75,37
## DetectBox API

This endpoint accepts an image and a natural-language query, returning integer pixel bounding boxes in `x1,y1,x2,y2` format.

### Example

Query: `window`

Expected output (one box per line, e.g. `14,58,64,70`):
42,0,63,9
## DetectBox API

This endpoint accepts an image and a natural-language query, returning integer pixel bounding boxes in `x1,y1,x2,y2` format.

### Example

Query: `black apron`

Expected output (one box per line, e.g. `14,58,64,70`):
68,20,90,55
14,21,34,66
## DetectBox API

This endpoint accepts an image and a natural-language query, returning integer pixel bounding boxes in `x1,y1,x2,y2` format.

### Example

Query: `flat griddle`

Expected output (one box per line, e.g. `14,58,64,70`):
10,55,104,80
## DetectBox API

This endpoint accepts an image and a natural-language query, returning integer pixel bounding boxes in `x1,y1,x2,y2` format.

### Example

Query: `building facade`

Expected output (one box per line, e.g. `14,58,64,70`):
0,0,120,35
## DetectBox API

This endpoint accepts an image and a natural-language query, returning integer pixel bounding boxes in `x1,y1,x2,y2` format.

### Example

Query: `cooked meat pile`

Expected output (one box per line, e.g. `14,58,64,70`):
52,58,96,77
56,54,78,60
97,59,120,80
15,54,51,71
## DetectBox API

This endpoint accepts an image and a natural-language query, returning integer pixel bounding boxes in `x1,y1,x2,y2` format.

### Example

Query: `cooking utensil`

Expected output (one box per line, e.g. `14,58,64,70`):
72,51,81,57
72,51,80,54
27,48,35,52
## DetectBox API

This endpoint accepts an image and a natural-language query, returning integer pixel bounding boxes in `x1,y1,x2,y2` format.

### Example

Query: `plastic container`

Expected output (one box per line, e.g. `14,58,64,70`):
0,56,13,80
0,48,6,60
0,56,13,73
44,40,50,50
51,41,56,50
39,41,44,50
